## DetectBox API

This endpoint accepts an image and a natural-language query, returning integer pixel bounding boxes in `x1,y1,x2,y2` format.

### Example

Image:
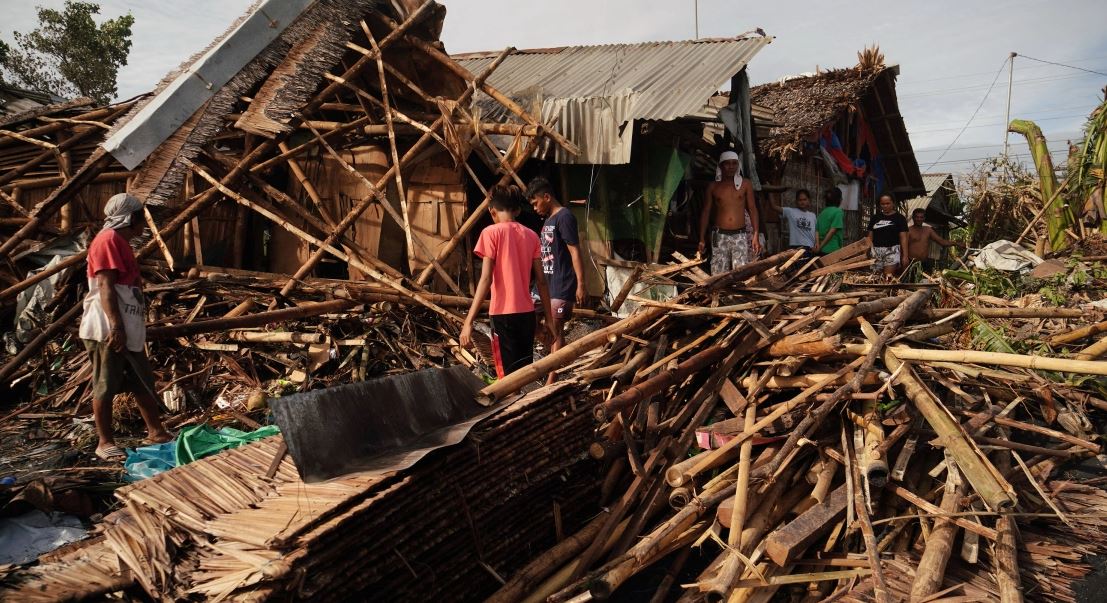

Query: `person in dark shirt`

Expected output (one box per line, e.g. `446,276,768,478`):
526,177,585,384
867,193,909,279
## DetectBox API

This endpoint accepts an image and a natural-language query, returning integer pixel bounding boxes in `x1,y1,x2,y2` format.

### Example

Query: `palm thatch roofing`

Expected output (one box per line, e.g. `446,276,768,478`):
751,65,925,197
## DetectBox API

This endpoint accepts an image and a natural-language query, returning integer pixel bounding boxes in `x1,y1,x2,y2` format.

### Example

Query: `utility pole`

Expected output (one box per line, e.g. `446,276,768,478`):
1003,52,1016,159
694,0,699,39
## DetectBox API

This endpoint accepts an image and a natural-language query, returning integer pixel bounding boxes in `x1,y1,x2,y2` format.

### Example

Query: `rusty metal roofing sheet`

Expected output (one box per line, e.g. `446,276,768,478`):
455,36,772,164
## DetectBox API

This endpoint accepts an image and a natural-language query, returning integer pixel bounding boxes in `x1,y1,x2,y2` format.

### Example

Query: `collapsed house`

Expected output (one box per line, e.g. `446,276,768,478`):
453,35,772,299
0,0,591,393
750,63,925,251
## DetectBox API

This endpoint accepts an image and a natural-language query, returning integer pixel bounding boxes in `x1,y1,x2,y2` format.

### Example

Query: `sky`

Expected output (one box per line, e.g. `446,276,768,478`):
3,0,1105,177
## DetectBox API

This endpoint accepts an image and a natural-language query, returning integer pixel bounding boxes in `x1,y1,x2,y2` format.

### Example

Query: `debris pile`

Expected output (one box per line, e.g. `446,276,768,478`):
475,245,1107,603
5,240,1107,600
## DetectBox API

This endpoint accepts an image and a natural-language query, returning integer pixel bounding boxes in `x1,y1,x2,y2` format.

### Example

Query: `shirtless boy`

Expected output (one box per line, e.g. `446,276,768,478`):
698,150,760,273
907,208,964,272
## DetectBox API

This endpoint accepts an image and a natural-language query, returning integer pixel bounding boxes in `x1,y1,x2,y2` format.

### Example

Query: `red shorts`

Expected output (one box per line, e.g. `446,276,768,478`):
548,298,574,321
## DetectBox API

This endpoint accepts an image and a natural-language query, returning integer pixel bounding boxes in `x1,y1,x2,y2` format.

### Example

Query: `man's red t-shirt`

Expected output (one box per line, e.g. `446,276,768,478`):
87,228,140,285
474,221,540,315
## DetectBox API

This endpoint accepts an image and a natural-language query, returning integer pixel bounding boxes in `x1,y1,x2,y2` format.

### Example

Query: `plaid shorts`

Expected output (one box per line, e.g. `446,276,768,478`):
83,339,157,401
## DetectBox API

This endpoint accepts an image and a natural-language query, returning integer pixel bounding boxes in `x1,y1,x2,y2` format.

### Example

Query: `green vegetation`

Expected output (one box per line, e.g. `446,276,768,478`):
0,2,134,104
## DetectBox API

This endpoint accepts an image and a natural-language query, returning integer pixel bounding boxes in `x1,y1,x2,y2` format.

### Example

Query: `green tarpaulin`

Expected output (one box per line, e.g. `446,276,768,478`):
175,424,280,465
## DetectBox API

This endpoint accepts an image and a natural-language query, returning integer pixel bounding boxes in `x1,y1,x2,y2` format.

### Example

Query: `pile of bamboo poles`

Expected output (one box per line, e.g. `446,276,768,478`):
478,247,1107,603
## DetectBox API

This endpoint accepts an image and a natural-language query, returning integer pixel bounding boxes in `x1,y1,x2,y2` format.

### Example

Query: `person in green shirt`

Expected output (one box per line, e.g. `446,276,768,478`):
815,187,844,254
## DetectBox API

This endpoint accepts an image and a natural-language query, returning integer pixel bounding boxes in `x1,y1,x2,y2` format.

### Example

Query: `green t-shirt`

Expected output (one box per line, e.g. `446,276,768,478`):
816,206,844,253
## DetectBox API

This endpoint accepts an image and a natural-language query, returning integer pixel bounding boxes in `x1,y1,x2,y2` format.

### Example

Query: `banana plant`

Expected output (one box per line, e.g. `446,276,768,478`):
1008,118,1070,251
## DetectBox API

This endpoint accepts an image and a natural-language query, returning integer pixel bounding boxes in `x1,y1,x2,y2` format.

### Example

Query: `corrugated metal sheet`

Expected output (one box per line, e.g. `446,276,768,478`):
102,0,316,169
455,36,772,164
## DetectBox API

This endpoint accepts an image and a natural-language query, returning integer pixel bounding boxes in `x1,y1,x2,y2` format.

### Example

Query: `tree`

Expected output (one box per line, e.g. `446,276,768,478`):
0,2,133,105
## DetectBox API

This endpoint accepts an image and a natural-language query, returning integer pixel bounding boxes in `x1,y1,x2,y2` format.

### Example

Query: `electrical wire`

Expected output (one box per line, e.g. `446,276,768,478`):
923,56,1011,170
1017,54,1107,78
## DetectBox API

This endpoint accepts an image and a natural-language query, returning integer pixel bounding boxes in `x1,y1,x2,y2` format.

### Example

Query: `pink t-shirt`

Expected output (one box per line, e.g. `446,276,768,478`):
87,228,141,286
474,221,540,315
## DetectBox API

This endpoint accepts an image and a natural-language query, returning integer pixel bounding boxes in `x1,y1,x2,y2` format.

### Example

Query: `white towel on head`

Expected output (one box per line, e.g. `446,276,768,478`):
715,151,743,190
102,193,143,230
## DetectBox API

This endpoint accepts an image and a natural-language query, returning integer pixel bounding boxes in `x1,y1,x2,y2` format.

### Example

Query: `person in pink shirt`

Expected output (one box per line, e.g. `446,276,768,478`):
460,185,555,378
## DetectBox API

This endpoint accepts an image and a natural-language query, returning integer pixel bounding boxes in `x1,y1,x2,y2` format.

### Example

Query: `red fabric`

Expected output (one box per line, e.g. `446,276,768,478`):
490,332,505,379
474,221,540,315
87,229,140,286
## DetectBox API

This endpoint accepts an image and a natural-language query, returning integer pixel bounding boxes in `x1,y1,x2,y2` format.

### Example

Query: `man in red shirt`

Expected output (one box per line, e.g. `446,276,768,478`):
460,185,555,378
79,193,171,461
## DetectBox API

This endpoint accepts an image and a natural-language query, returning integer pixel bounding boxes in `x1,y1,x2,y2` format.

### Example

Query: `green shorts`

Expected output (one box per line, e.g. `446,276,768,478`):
82,339,157,401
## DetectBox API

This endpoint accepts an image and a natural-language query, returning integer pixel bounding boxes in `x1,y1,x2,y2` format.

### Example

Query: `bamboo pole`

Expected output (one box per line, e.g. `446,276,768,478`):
875,346,1107,376
880,346,1017,511
413,132,538,287
277,142,335,226
485,511,610,603
1076,334,1107,360
909,473,965,600
186,161,460,322
373,11,579,157
1048,319,1107,345
363,25,413,263
994,512,1024,602
596,343,726,419
146,299,356,340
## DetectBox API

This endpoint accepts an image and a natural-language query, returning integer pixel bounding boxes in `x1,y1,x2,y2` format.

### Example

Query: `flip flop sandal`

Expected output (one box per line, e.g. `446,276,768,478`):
95,445,127,462
144,433,175,446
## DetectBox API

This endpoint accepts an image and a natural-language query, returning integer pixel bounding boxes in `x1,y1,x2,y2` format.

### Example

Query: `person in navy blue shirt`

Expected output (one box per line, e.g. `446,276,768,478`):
527,178,586,383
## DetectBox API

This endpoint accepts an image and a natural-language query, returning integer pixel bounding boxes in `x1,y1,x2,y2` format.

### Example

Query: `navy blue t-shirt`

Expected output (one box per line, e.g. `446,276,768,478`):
540,208,579,301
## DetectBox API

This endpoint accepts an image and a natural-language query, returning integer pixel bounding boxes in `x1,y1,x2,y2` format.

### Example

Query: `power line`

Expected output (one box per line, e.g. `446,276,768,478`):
924,55,1010,170
925,149,1070,166
898,70,1103,99
900,53,1107,84
1018,54,1107,78
909,113,1091,134
906,106,1093,130
913,135,1084,153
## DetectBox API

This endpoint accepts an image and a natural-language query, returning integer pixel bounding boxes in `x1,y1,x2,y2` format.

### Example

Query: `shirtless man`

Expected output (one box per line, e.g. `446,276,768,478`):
698,150,760,274
907,208,964,272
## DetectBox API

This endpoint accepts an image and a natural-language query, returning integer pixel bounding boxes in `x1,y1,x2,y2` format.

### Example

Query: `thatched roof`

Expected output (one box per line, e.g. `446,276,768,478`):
751,65,925,197
751,66,885,159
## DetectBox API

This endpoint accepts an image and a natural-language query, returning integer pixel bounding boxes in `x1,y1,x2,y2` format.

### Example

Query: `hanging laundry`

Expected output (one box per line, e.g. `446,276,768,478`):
837,181,861,211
